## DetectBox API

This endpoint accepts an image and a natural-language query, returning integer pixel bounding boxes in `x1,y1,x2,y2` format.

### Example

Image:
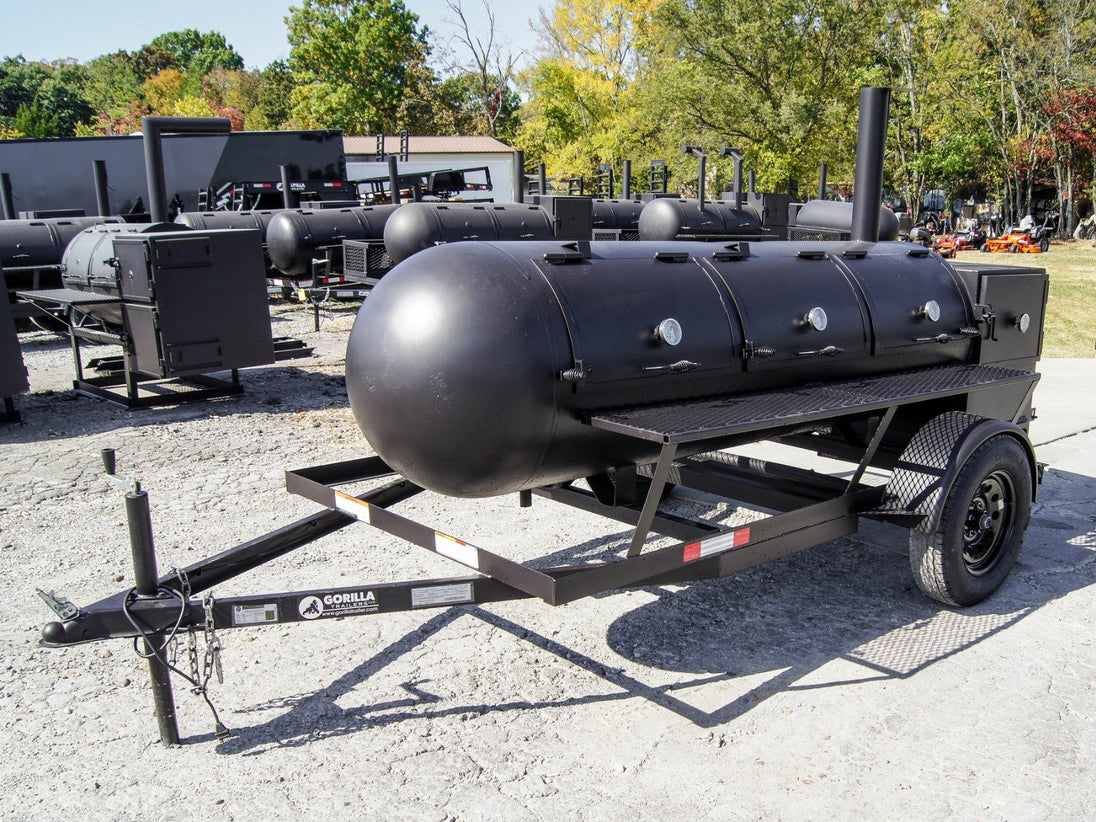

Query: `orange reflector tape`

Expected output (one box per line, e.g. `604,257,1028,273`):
333,490,372,524
683,526,751,562
435,532,479,571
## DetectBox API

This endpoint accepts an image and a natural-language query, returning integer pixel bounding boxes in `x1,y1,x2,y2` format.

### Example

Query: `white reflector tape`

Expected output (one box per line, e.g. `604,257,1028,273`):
334,491,372,524
434,532,479,570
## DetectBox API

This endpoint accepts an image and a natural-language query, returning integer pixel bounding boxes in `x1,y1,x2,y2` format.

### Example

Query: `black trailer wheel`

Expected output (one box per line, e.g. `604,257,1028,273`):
909,435,1032,607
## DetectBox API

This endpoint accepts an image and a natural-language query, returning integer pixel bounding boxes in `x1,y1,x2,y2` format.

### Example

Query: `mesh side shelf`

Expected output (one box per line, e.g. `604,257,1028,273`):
588,364,1037,444
17,288,121,306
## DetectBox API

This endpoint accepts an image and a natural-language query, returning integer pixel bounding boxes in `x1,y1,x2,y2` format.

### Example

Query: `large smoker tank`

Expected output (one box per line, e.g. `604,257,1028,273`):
382,202,557,265
1,215,123,271
265,205,399,278
591,199,645,237
793,200,900,240
637,198,767,240
175,210,283,235
346,239,976,498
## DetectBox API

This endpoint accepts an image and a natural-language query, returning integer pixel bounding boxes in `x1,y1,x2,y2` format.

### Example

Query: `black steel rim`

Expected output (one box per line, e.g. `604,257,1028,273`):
962,470,1016,576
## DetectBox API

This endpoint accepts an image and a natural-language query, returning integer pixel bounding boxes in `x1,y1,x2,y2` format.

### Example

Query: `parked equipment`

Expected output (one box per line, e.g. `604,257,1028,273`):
1,216,124,317
266,205,399,280
983,225,1050,254
21,225,276,407
382,201,558,265
36,88,1050,750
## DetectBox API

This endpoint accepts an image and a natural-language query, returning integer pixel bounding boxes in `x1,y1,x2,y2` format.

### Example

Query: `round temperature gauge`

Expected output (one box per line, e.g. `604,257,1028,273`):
656,318,683,346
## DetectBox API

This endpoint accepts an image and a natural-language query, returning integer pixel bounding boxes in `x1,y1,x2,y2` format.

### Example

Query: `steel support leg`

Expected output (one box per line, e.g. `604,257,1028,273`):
126,490,180,746
627,441,679,557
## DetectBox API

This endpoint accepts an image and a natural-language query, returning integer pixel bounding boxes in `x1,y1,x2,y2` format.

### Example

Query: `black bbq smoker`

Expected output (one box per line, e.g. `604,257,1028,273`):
37,89,1049,746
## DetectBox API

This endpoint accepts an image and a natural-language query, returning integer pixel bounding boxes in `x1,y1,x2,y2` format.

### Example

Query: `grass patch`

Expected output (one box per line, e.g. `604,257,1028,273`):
952,240,1096,358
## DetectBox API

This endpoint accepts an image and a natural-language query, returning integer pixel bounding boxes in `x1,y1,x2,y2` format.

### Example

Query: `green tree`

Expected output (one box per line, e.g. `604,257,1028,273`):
644,0,882,195
83,51,145,132
0,56,93,136
0,56,52,119
11,99,62,137
286,0,431,134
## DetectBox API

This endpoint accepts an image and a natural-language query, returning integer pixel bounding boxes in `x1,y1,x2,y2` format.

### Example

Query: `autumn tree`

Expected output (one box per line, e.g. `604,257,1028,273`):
516,0,656,181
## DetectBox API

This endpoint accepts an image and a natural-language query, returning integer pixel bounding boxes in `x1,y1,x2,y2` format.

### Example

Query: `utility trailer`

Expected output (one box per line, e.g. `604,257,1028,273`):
37,357,1043,746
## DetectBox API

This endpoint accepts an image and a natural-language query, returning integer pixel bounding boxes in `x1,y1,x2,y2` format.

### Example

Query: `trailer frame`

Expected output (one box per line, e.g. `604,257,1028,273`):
37,362,1040,745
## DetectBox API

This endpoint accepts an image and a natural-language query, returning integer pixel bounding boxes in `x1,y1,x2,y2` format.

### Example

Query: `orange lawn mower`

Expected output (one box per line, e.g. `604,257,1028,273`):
983,217,1052,254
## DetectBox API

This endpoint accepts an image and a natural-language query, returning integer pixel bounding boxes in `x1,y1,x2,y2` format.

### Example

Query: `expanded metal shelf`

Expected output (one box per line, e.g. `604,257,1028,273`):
589,364,1038,444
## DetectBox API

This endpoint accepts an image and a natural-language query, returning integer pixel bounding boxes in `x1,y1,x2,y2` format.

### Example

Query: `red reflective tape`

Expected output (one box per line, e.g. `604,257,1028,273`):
734,527,751,547
683,542,702,562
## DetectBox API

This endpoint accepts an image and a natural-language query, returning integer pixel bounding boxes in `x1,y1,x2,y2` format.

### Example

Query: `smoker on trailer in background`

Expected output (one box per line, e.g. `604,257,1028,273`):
36,89,1048,747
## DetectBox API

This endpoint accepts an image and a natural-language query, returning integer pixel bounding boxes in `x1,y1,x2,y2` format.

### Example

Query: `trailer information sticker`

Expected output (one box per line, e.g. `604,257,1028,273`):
232,603,278,626
411,583,474,609
683,526,751,562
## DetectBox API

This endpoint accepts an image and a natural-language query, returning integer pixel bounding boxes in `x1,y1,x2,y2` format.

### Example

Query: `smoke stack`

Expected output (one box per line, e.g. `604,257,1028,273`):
514,151,525,203
0,173,14,220
93,161,111,216
850,87,891,243
387,155,401,204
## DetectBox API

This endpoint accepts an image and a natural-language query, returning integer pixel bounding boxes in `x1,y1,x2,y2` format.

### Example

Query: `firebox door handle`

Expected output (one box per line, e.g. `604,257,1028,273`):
795,345,844,357
642,360,702,373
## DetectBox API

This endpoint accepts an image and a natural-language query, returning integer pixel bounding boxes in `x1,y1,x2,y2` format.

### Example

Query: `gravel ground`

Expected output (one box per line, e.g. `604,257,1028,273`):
2,301,1094,821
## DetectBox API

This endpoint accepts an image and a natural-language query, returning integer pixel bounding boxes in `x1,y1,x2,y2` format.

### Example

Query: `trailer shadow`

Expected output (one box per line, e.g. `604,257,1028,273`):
211,464,1096,755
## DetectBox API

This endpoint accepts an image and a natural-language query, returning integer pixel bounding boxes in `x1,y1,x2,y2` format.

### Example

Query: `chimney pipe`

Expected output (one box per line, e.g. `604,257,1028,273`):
387,155,401,204
818,162,828,201
622,160,632,200
850,87,890,243
280,164,300,209
142,116,230,224
513,151,525,203
0,173,14,220
93,160,110,216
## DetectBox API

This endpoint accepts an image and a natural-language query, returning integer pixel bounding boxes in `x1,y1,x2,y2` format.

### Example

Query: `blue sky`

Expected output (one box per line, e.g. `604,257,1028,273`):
0,0,540,70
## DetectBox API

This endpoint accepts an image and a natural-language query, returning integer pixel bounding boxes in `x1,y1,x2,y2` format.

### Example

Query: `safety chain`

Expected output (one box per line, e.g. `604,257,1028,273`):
186,591,224,692
169,569,230,740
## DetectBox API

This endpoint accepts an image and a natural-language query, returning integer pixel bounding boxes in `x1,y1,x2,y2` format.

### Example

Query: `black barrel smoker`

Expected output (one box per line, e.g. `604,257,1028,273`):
36,88,1050,747
20,224,277,408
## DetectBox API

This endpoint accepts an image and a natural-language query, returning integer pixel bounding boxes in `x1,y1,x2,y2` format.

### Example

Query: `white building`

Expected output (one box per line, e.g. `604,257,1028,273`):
343,135,520,203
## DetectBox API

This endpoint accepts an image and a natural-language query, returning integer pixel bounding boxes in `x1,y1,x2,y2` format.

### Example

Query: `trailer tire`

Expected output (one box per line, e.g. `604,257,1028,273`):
909,434,1031,607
